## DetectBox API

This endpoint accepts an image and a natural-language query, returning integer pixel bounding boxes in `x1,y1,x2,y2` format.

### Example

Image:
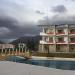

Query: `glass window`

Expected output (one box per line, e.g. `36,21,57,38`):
44,28,53,33
49,37,53,42
70,38,75,42
58,29,63,33
58,37,64,42
70,29,75,33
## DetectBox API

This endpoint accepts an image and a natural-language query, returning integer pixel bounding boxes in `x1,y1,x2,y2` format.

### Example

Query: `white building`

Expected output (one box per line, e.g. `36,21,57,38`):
39,24,75,53
0,44,15,49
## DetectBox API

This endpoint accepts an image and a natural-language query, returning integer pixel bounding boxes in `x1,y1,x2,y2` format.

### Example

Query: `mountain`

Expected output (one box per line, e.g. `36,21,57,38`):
10,35,41,45
10,35,41,51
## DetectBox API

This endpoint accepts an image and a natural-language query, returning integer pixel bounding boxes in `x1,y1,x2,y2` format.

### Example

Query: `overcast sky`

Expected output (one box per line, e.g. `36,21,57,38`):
0,0,75,42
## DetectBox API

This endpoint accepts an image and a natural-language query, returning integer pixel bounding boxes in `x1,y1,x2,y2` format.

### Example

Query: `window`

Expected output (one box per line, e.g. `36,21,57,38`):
70,38,75,42
58,37,64,42
44,28,48,33
48,29,53,32
70,29,75,33
58,29,63,33
49,37,53,42
44,28,53,33
44,36,48,41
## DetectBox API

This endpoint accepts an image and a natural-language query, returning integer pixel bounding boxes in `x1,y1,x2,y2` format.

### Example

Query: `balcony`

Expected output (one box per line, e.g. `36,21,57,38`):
69,32,75,34
56,41,67,44
56,32,65,35
40,32,47,36
69,41,75,44
46,32,54,34
40,40,54,44
69,37,75,44
40,32,54,36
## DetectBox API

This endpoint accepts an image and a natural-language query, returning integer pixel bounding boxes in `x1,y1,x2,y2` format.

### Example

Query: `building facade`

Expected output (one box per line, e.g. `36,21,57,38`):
39,24,75,53
0,44,15,49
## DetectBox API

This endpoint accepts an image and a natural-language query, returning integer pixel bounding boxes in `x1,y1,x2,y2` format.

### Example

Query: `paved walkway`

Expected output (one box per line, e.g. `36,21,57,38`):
0,61,75,75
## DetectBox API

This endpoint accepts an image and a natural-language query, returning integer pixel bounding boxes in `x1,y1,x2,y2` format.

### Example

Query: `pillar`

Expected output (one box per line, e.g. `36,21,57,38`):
41,44,44,52
5,49,7,55
1,48,3,55
54,44,56,53
25,47,26,53
16,49,17,55
9,49,10,55
22,48,23,53
12,48,14,55
19,47,20,55
67,44,69,52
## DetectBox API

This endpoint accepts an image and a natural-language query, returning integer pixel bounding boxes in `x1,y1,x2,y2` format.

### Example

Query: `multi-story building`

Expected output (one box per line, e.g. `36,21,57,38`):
39,24,75,53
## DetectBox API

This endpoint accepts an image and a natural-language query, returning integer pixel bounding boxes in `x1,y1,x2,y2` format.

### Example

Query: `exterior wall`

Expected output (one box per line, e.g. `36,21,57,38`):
39,24,75,53
69,45,75,52
39,44,47,53
0,44,14,49
56,36,68,44
49,45,56,52
39,44,56,53
56,45,69,52
39,44,43,53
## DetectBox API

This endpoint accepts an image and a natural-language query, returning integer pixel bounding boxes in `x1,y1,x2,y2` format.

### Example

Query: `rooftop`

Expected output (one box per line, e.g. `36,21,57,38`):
38,24,75,27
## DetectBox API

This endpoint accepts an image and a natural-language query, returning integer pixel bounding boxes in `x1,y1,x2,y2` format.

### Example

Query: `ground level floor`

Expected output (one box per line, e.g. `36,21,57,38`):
39,44,75,53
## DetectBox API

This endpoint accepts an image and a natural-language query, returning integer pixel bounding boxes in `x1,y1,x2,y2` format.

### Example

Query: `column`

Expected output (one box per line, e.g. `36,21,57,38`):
41,44,44,52
9,49,10,55
43,28,44,33
55,44,56,53
1,48,3,55
25,47,26,53
22,48,23,54
12,48,14,55
67,44,69,52
5,49,7,55
16,49,17,55
67,24,69,53
19,47,20,55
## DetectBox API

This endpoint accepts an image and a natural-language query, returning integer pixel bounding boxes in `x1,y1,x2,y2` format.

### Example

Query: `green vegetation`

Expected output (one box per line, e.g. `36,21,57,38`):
26,39,39,52
32,52,75,58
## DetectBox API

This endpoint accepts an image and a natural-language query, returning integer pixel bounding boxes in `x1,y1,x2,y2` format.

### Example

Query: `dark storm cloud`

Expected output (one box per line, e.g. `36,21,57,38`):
51,5,67,13
35,10,44,15
0,15,40,42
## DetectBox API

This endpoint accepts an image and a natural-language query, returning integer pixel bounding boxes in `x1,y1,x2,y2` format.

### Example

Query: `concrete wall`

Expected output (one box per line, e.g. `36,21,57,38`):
39,44,75,53
39,44,56,53
49,45,56,52
69,45,75,52
0,44,14,49
56,45,69,52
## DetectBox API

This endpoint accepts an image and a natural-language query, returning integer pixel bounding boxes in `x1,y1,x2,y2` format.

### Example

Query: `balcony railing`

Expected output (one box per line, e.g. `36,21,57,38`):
69,32,75,34
46,32,54,34
56,41,68,44
46,41,54,44
69,41,75,43
40,40,54,44
56,41,65,43
47,41,53,43
56,32,65,34
40,32,47,36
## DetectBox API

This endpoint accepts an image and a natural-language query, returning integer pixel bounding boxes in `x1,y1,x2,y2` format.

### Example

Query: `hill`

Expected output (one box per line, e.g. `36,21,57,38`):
10,35,41,51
